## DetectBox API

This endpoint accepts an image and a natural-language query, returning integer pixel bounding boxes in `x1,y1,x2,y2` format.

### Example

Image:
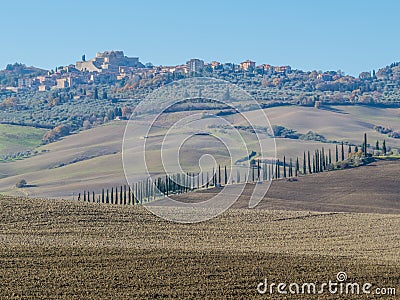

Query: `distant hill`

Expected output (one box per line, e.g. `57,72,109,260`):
1,56,400,136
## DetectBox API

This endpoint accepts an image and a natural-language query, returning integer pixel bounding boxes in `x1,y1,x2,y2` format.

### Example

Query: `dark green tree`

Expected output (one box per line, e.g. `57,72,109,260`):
257,160,260,182
341,142,345,161
363,133,368,156
312,154,316,173
382,140,387,154
335,145,339,162
218,165,221,185
375,140,380,150
277,159,280,178
283,156,287,178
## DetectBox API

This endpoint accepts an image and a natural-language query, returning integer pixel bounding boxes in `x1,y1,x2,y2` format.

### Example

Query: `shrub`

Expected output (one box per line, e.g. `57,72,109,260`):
16,179,27,188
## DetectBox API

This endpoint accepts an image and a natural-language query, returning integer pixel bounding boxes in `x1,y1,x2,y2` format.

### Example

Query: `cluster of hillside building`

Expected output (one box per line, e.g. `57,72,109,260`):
6,50,292,92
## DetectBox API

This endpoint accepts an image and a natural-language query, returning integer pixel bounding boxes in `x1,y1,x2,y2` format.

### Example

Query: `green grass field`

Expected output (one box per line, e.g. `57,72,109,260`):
0,124,47,156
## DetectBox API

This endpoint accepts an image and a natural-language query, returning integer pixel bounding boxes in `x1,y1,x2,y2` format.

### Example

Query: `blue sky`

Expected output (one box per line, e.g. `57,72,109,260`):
1,0,399,75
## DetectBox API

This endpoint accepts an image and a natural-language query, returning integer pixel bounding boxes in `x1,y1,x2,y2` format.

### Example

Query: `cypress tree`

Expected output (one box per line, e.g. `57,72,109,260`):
348,145,352,155
92,191,95,202
283,156,287,178
376,140,380,150
320,150,324,171
106,189,109,204
124,185,127,205
335,145,339,162
83,191,86,202
308,151,312,174
303,152,306,174
165,175,169,196
295,157,299,177
312,154,316,173
134,183,138,204
120,186,123,204
328,148,332,165
218,165,221,185
140,181,143,204
341,142,345,161
102,188,105,203
111,187,114,204
257,160,260,182
277,159,280,179
224,165,228,185
364,133,368,156
383,140,387,154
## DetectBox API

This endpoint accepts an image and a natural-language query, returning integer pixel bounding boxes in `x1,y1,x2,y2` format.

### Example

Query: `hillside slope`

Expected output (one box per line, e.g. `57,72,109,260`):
0,105,399,198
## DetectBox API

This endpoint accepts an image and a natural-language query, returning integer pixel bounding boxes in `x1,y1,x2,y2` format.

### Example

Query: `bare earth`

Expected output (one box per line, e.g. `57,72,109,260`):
173,159,400,214
1,160,400,299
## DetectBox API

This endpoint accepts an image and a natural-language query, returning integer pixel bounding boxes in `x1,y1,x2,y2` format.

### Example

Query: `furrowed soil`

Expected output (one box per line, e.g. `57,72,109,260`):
0,191,399,299
170,160,400,214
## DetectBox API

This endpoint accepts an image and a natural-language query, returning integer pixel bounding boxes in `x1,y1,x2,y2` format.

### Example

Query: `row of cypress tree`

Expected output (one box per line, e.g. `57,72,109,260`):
78,134,371,205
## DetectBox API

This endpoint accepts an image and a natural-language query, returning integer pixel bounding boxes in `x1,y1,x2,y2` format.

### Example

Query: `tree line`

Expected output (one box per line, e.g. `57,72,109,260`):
78,134,374,205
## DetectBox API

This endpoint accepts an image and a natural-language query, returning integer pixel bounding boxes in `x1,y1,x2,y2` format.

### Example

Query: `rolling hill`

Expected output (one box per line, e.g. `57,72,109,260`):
0,105,399,198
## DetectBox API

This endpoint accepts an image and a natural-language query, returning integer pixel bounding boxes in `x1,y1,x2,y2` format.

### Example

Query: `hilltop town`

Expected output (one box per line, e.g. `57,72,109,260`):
0,50,400,134
1,51,294,93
